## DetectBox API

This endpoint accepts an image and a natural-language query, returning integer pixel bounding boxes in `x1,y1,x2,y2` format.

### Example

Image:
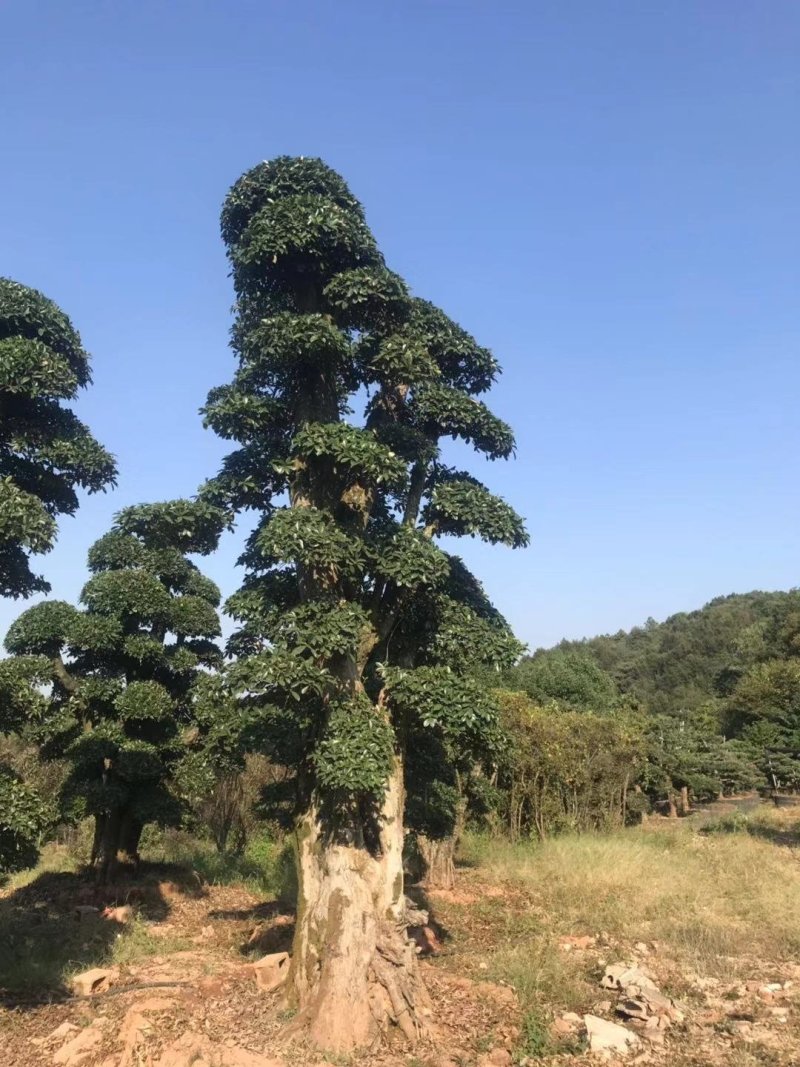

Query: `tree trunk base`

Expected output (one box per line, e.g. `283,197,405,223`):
417,834,456,890
286,922,433,1051
286,767,433,1053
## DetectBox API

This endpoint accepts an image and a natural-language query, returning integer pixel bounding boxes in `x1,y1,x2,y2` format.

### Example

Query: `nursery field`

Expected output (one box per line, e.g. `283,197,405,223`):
3,806,800,1067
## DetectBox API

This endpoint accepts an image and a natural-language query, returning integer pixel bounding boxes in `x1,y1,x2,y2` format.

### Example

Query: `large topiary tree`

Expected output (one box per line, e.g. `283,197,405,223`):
0,278,117,598
3,499,224,881
201,156,526,1050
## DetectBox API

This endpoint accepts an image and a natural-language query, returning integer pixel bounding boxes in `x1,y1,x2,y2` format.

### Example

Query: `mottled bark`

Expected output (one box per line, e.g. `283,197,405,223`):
286,760,431,1052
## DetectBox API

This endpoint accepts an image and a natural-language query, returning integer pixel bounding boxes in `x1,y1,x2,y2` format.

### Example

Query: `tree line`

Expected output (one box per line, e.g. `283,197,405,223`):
498,589,800,830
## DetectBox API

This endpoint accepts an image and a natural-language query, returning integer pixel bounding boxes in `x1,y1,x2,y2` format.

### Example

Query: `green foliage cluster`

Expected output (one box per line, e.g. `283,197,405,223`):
2,499,223,875
0,278,117,599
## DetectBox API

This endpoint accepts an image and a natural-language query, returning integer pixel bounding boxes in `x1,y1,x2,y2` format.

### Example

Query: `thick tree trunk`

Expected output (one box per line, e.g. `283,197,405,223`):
119,813,143,867
417,835,456,890
286,760,431,1052
94,807,122,884
91,807,142,883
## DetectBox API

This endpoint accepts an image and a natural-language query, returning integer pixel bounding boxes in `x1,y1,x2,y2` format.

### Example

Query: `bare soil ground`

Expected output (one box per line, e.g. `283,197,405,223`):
3,807,800,1067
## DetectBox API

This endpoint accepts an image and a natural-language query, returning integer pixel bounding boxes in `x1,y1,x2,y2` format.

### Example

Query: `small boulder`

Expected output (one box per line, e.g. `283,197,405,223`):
551,1017,574,1036
408,924,440,955
71,967,118,996
601,963,659,993
403,895,429,927
584,1014,640,1055
252,950,290,992
53,1025,103,1065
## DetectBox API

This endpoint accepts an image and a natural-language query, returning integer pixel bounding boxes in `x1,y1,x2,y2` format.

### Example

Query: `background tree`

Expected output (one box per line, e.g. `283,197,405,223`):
3,499,223,881
504,648,619,710
724,659,800,793
493,690,645,839
0,657,54,873
201,156,526,1050
0,278,116,598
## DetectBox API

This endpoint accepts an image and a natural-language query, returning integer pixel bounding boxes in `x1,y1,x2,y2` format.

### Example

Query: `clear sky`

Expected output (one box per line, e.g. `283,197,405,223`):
2,1,798,652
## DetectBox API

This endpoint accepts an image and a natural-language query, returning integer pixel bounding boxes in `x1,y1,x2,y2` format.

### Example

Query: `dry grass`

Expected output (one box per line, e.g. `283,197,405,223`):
462,811,800,972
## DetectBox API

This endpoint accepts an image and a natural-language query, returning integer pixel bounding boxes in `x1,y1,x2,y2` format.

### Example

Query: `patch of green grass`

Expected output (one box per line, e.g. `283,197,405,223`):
463,821,800,971
140,829,296,903
701,811,751,835
487,937,592,1018
109,916,193,965
2,841,79,892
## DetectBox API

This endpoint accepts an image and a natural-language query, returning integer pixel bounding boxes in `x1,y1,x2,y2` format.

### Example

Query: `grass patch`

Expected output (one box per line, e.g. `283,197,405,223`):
109,916,193,965
462,818,800,971
1,842,79,893
140,828,296,903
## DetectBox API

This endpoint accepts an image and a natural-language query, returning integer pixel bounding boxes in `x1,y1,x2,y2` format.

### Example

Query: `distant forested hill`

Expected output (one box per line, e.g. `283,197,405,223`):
506,590,800,717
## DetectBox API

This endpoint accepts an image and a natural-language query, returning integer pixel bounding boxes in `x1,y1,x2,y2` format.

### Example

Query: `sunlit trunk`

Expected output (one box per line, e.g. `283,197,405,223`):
287,759,431,1052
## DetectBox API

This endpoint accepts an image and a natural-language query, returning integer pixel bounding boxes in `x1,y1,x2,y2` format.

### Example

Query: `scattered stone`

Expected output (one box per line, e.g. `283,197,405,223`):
551,1018,574,1036
602,960,685,1031
634,942,650,956
252,950,290,993
601,964,659,993
562,1011,582,1024
409,924,441,955
584,1014,640,1054
403,895,429,926
53,1025,103,1065
71,967,118,996
31,1020,79,1045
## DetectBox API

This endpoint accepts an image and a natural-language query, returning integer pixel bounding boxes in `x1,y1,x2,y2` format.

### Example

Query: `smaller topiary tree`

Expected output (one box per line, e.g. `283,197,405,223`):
3,499,224,880
0,278,117,598
0,657,54,873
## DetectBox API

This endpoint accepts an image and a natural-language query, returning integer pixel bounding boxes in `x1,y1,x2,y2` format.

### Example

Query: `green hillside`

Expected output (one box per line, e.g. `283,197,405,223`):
514,590,799,716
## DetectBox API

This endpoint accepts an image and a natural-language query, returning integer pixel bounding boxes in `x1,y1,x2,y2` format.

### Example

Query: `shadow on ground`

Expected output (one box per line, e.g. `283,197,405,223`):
0,862,206,1002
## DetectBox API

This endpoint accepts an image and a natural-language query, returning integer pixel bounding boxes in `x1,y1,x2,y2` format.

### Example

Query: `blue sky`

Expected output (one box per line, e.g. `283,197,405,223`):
2,1,798,651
